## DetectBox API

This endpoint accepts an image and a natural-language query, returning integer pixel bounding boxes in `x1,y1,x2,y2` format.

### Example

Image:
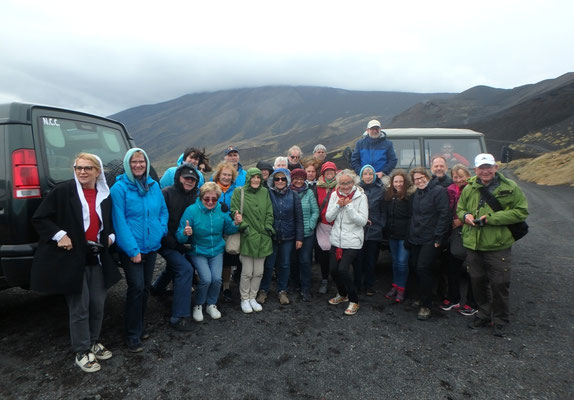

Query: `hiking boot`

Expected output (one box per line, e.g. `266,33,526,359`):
417,307,431,321
75,351,101,373
192,305,204,322
241,299,253,313
278,291,290,305
206,304,222,319
493,324,506,337
170,317,200,332
458,304,478,316
328,294,349,305
385,286,397,299
301,290,312,302
344,302,359,315
395,288,406,303
256,290,267,304
412,299,422,309
140,330,150,341
90,342,112,361
318,279,328,294
468,316,491,329
440,300,460,311
365,288,375,296
127,342,143,353
249,298,263,312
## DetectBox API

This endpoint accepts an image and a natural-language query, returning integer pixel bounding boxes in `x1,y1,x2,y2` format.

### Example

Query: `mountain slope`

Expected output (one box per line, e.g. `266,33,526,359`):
110,86,453,169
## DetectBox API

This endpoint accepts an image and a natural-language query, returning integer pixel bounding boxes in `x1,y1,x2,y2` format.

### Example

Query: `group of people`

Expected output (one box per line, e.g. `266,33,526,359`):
29,119,528,373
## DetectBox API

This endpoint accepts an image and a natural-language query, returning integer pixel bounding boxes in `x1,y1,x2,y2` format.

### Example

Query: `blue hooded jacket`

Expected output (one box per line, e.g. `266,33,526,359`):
351,131,398,176
267,168,304,242
160,153,205,189
111,148,168,257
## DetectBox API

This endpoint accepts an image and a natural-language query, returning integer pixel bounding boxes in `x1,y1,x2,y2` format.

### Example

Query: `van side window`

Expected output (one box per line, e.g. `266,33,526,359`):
391,139,421,169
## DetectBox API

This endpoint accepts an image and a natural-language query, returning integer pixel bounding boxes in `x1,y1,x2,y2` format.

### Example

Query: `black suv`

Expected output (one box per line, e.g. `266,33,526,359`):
0,103,136,290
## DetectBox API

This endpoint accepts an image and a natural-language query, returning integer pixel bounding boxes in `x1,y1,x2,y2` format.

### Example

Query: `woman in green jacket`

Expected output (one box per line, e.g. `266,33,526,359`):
230,168,275,314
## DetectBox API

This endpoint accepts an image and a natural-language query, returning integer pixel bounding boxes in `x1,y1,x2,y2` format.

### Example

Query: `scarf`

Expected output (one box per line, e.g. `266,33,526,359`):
336,187,356,200
217,181,231,193
317,176,337,189
290,183,307,193
135,176,150,196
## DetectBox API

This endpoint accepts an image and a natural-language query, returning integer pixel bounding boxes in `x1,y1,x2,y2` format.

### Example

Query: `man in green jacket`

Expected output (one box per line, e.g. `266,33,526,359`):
457,153,529,337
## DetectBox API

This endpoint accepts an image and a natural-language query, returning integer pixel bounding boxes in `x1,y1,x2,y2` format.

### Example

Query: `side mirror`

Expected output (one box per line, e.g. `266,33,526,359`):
500,146,513,163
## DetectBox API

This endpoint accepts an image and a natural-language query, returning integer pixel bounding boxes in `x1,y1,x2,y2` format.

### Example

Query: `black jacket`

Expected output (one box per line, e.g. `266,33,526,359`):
161,164,199,251
31,180,120,294
360,178,385,241
383,193,412,240
408,184,450,245
429,174,453,189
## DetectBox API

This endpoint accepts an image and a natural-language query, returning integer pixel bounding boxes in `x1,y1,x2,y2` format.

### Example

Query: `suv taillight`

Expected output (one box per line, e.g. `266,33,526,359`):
12,149,42,199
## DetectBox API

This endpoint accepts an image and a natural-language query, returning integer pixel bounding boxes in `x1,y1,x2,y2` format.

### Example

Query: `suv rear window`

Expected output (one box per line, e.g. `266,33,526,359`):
39,117,129,182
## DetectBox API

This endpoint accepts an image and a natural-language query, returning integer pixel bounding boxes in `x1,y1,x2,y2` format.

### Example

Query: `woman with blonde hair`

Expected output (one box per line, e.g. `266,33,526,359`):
31,153,121,372
326,169,368,315
177,182,239,321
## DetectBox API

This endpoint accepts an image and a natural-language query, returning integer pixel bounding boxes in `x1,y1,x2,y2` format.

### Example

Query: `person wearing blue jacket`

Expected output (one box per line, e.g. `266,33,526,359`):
176,182,239,322
111,148,168,353
223,146,247,187
257,168,304,306
159,148,206,189
350,120,398,180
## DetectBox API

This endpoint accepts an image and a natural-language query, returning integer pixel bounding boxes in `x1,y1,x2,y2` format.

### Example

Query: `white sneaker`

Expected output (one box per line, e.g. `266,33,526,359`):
249,298,263,312
241,299,253,314
206,304,221,319
192,305,203,322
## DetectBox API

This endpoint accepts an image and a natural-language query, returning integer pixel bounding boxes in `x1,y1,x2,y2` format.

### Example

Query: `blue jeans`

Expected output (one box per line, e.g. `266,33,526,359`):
157,248,194,319
191,253,223,306
389,239,409,288
353,240,379,290
121,251,157,346
294,235,315,293
261,240,294,293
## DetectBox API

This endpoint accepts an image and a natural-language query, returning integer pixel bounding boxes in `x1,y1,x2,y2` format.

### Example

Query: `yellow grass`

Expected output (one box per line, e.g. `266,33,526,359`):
512,145,574,186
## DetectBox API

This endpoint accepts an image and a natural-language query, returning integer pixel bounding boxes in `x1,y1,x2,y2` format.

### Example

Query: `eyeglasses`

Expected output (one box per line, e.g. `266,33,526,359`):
202,197,218,203
413,176,427,182
274,177,288,182
74,166,95,172
339,181,353,186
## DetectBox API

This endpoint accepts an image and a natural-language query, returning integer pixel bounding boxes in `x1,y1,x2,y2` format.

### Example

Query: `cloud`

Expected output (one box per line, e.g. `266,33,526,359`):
1,0,573,116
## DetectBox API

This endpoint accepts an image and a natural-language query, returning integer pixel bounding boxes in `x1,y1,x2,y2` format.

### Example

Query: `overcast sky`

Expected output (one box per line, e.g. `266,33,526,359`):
1,0,573,116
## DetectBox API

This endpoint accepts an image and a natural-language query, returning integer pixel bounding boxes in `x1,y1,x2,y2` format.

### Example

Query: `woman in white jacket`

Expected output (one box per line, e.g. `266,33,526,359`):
325,169,369,315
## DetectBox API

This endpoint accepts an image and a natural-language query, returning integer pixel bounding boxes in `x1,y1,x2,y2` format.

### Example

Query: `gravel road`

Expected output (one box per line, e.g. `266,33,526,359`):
1,174,573,399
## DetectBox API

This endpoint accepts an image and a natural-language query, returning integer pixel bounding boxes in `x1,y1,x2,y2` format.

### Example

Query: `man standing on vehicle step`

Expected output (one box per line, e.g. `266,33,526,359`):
457,153,529,337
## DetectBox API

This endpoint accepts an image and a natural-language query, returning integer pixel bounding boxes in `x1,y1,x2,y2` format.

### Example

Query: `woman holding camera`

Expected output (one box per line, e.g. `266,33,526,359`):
31,153,121,373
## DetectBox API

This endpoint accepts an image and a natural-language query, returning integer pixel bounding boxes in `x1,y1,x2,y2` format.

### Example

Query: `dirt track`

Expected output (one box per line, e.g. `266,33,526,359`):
1,175,573,399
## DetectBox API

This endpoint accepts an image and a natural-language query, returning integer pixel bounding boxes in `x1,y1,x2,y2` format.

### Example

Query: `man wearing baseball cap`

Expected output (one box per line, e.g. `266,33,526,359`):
456,153,529,337
224,146,246,187
350,119,397,182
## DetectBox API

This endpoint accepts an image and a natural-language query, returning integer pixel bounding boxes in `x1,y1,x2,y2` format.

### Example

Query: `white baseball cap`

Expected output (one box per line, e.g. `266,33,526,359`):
474,153,496,167
367,120,381,129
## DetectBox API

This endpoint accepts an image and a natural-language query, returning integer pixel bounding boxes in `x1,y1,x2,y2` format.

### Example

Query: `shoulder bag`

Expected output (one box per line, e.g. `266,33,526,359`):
478,186,528,241
225,187,244,254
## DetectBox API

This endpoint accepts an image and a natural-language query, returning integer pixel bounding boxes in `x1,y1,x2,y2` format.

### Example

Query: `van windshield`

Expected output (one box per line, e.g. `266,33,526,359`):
391,137,483,169
38,117,130,183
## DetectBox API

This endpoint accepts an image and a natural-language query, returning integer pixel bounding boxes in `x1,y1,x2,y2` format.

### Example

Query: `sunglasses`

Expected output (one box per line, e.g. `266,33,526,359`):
273,177,288,182
74,166,95,172
202,197,218,203
289,155,300,159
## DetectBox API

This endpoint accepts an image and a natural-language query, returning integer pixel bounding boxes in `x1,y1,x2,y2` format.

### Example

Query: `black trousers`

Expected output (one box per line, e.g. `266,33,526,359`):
329,247,359,303
410,243,440,308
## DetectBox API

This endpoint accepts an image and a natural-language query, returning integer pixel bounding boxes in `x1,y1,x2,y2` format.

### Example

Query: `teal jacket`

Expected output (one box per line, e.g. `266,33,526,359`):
176,201,238,258
295,185,319,237
457,172,529,251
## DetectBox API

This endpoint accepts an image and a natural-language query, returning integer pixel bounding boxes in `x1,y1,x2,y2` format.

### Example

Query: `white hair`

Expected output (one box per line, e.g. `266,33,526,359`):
336,169,360,185
274,156,288,168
